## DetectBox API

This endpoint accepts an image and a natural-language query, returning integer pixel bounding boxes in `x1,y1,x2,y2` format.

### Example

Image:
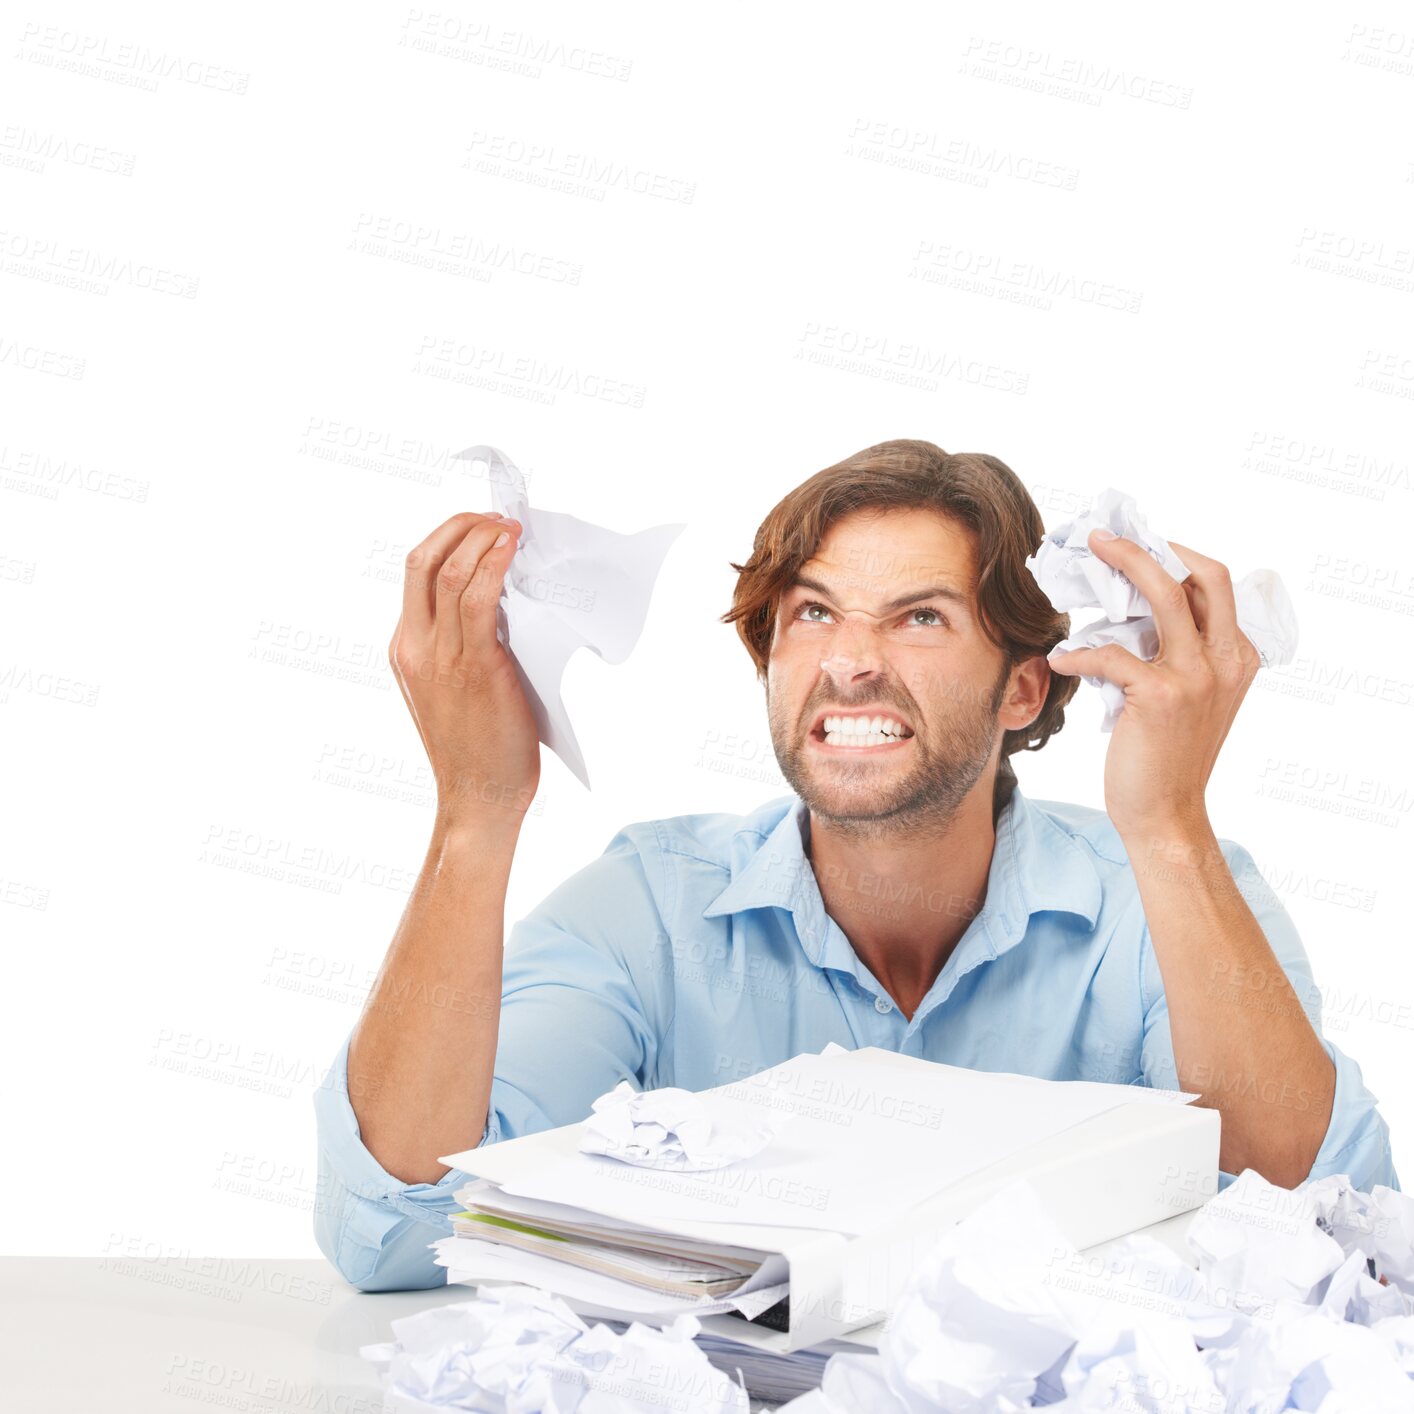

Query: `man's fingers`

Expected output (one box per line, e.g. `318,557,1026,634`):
432,517,515,663
1047,640,1150,690
1165,540,1253,673
401,512,498,636
460,520,521,657
1087,529,1202,661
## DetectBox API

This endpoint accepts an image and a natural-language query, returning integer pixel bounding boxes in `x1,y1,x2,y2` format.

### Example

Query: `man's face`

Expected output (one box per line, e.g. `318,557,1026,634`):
766,507,1023,835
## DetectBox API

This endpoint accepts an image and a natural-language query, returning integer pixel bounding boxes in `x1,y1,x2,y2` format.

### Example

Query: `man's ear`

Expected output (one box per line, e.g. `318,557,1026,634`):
999,655,1051,733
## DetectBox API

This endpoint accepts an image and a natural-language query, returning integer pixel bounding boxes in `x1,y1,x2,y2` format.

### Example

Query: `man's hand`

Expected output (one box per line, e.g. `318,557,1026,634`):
390,510,541,832
1045,530,1262,840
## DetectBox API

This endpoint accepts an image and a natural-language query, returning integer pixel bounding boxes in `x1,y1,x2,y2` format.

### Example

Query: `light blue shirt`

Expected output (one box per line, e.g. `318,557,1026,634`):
313,786,1398,1291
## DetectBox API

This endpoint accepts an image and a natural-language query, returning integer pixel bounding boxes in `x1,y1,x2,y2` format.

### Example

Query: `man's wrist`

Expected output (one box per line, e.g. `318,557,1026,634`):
432,806,523,857
1123,814,1250,902
1117,808,1215,859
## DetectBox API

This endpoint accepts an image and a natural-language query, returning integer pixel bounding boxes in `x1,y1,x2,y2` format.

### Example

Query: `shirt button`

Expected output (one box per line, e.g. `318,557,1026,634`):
874,995,893,1014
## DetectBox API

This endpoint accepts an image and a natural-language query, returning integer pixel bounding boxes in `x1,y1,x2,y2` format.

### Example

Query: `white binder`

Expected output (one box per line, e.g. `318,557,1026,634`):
440,1048,1220,1353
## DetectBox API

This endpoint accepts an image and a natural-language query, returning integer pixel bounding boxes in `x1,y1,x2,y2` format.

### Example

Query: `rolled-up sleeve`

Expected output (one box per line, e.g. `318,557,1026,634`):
1138,838,1399,1195
313,824,670,1291
313,1034,477,1291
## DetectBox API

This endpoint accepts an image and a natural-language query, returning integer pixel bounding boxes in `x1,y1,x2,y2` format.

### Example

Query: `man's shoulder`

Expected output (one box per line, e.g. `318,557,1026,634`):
603,793,798,870
518,794,797,939
1017,792,1276,907
1020,792,1131,869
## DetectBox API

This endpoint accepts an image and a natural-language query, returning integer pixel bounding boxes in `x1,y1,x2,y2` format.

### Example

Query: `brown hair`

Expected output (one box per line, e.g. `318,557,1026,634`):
720,438,1078,818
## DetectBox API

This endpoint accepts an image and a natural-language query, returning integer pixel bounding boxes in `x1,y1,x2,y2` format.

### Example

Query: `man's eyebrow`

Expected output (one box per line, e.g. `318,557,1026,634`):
787,574,971,615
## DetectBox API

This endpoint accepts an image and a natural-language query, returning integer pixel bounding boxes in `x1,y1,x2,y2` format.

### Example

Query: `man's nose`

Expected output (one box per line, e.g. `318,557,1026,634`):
819,615,886,680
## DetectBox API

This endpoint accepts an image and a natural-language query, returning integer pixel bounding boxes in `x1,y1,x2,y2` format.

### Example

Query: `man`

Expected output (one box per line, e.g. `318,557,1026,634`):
313,439,1396,1292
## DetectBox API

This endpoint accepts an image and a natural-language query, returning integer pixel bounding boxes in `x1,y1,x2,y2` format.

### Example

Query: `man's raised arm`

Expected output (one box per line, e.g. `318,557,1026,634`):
1049,529,1393,1189
346,508,540,1184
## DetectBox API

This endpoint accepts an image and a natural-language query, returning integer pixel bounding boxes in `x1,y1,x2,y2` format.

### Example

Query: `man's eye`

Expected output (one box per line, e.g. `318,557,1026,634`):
792,603,948,628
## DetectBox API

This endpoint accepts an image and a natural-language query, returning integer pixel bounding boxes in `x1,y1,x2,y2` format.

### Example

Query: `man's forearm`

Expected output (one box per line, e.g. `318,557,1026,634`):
347,814,519,1186
1126,816,1335,1186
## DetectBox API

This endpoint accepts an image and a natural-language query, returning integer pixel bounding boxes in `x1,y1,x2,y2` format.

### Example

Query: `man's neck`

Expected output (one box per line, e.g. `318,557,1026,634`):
804,788,998,1021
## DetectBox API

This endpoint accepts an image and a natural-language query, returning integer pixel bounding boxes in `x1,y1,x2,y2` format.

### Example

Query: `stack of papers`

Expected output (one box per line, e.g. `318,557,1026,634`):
448,1198,763,1299
434,1046,1220,1353
436,1180,790,1322
693,1331,838,1406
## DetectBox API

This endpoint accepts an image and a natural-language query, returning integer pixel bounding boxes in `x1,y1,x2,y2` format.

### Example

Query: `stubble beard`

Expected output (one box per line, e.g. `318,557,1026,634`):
769,660,1012,846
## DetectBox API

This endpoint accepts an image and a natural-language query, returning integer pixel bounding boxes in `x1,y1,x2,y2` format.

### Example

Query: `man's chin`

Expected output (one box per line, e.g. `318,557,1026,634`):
776,743,932,818
797,769,916,818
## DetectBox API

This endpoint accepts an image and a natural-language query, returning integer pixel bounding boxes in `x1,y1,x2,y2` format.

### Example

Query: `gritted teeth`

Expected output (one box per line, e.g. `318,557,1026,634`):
812,711,914,740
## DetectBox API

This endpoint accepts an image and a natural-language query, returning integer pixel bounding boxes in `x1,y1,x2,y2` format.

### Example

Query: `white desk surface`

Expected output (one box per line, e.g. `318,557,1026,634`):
3,1214,1197,1412
4,1256,443,1413
0,1255,790,1412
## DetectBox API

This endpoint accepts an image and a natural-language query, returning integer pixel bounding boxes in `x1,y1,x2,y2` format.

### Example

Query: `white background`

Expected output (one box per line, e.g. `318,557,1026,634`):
5,3,1412,1259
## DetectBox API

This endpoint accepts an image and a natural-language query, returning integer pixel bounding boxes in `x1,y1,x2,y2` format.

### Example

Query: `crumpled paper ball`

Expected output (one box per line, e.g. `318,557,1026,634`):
1025,487,1299,731
1025,487,1190,622
578,1080,777,1172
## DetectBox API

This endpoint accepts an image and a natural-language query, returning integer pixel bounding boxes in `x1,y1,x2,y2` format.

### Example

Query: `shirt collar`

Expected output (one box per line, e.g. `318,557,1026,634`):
700,785,1103,969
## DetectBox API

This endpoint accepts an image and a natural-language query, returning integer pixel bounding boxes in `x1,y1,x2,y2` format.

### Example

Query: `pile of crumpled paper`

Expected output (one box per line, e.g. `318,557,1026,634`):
778,1169,1414,1412
361,1285,748,1413
361,1166,1414,1412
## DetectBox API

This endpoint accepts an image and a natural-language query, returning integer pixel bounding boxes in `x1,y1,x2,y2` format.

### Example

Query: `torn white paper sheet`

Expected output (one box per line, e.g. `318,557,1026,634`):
361,1284,747,1413
455,444,685,790
578,1080,778,1172
1025,487,1299,732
